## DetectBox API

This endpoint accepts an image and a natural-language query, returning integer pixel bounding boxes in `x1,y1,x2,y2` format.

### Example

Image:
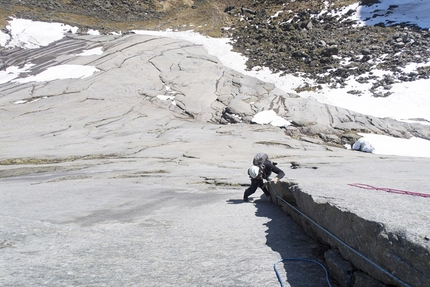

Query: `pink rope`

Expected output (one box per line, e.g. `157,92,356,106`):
348,183,430,198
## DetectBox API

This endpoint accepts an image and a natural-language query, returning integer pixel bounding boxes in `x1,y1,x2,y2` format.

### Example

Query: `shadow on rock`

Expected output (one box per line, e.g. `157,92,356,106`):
254,195,334,287
226,197,255,204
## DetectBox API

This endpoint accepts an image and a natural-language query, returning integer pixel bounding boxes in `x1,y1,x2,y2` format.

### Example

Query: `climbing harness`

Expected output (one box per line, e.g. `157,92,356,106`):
267,182,412,287
274,258,332,287
348,183,430,198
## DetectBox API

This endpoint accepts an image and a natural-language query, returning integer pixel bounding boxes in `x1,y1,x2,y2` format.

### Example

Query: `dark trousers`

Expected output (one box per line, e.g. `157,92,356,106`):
244,178,270,198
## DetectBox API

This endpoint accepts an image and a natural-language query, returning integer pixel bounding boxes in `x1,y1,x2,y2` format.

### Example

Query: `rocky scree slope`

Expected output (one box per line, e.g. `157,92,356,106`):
0,0,162,23
225,2,430,97
0,0,240,36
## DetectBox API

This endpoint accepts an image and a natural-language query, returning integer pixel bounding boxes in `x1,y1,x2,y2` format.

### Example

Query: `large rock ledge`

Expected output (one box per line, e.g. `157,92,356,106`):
268,157,430,287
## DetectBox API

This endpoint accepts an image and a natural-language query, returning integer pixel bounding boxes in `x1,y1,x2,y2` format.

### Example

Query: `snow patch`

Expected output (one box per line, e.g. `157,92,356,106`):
252,110,291,127
3,18,78,49
77,47,104,56
12,65,99,83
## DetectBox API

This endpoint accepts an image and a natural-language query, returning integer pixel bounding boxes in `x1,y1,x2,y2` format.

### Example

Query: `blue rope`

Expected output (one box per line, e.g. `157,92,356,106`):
274,258,332,287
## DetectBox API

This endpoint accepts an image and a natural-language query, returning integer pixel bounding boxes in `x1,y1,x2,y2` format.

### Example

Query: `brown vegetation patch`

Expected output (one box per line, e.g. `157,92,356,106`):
0,0,359,37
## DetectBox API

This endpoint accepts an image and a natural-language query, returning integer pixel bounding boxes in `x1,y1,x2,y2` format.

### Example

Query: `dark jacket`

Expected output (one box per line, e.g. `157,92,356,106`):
261,160,285,180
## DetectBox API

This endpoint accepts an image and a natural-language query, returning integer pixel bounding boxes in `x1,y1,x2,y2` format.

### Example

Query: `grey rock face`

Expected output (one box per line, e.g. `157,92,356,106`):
3,32,426,150
324,249,354,287
353,272,389,287
1,32,430,287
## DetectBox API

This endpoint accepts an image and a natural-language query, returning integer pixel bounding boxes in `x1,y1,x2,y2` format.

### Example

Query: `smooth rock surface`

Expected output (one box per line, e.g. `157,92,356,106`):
1,33,430,287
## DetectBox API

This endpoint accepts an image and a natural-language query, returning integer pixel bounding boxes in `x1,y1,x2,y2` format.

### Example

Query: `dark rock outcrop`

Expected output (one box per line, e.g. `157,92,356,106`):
226,3,430,96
